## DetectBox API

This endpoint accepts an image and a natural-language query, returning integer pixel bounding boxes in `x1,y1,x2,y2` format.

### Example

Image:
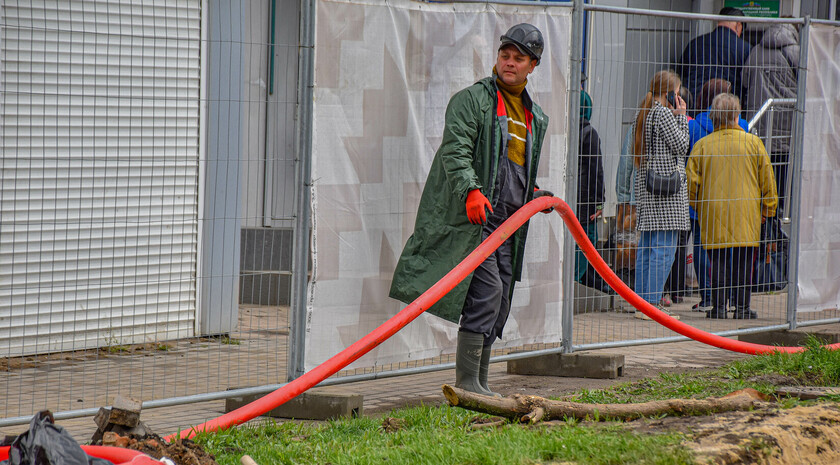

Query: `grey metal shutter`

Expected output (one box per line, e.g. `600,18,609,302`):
0,0,202,356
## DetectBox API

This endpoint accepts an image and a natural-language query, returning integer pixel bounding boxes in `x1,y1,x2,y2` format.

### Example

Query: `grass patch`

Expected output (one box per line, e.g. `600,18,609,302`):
196,406,693,465
727,336,840,385
220,335,240,345
197,339,840,464
573,336,840,405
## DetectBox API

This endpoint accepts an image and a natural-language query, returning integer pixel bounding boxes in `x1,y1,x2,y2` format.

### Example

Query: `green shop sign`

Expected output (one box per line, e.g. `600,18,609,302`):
724,1,781,18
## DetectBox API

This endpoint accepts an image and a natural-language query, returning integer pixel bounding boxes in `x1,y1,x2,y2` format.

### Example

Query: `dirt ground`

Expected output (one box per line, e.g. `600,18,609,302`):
629,403,840,465
96,434,219,465
493,367,840,465
439,364,840,465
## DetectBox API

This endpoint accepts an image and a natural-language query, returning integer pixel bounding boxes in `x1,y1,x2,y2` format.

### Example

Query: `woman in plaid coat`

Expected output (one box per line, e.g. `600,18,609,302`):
632,70,690,319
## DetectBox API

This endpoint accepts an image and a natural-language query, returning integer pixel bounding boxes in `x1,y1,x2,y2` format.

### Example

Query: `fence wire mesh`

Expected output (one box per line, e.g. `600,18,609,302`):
0,0,837,429
570,6,808,350
0,0,295,424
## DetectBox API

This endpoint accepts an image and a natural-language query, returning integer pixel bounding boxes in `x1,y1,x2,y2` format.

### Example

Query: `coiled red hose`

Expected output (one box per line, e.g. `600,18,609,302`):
166,196,840,440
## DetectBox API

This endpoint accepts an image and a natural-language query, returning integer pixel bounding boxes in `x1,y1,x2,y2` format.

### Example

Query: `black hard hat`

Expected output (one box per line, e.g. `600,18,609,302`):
499,23,544,65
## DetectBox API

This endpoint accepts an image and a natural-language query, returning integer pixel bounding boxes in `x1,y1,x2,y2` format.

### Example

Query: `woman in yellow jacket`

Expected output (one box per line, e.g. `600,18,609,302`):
686,93,778,320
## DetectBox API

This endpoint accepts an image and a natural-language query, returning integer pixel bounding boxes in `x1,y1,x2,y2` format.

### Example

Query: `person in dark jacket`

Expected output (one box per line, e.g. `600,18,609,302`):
677,7,751,108
742,23,799,211
575,91,609,292
390,24,551,396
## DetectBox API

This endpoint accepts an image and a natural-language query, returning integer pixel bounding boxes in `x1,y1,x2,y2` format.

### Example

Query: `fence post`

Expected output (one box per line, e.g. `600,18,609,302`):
288,0,317,381
785,16,810,331
562,0,585,354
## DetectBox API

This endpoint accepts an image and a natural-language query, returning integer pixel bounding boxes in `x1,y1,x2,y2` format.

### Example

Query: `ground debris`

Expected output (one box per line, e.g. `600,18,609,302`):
631,404,840,465
469,416,506,430
380,417,405,433
775,386,840,400
92,432,219,465
91,395,153,443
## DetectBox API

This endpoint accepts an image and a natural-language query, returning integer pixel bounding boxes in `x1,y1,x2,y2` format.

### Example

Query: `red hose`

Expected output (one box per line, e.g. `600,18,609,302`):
166,196,840,440
0,445,163,464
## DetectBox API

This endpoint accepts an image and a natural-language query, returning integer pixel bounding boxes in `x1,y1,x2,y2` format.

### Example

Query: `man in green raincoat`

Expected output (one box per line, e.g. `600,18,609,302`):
389,24,553,395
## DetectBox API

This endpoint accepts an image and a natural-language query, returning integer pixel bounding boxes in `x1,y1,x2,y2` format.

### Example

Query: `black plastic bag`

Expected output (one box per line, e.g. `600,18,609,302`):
1,411,114,465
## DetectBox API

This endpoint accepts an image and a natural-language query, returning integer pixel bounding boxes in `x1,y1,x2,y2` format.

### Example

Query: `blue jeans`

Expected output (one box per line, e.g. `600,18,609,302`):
691,218,712,305
635,230,679,305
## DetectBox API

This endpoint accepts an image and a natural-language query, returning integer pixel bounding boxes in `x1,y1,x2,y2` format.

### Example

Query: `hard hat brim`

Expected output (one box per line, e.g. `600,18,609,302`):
498,39,540,63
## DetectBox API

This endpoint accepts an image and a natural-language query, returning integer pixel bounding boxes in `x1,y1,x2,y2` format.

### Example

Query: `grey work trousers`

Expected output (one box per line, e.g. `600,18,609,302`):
459,157,527,346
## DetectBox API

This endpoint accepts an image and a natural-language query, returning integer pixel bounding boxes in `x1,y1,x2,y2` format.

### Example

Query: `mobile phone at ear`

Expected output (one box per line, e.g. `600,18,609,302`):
666,91,677,107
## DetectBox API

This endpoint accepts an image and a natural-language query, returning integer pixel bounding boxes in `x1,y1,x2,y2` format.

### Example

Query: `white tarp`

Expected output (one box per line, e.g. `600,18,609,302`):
306,0,572,370
797,23,840,313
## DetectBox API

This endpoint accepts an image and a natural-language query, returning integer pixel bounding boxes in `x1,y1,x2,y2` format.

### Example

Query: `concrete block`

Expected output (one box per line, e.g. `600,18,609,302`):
738,330,840,347
573,283,615,314
109,395,141,427
94,407,111,430
225,388,363,421
507,352,625,379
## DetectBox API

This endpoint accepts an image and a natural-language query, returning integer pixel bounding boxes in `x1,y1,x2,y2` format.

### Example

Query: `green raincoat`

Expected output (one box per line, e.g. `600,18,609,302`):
389,76,548,323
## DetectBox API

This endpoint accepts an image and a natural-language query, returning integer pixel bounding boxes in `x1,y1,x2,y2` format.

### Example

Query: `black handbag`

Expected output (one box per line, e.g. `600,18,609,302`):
753,216,789,292
645,168,681,196
643,124,681,196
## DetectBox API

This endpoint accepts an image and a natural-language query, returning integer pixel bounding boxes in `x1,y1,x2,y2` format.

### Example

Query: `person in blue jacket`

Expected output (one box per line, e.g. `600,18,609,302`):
687,78,748,312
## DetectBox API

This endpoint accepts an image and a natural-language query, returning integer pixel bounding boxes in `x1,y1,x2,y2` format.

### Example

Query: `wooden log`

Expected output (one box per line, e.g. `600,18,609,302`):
442,385,769,423
775,386,840,400
241,455,260,465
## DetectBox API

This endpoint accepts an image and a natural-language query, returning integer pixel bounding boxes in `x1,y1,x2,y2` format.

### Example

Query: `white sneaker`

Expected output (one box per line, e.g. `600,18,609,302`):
692,302,713,312
633,311,652,320
660,309,681,320
634,306,680,321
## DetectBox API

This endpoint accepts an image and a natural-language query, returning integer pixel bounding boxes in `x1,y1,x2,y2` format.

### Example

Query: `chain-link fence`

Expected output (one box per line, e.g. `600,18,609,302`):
567,4,831,351
1,0,838,428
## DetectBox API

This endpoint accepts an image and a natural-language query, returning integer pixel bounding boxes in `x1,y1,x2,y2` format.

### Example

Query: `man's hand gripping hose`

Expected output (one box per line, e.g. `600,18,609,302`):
166,196,840,441
466,189,493,224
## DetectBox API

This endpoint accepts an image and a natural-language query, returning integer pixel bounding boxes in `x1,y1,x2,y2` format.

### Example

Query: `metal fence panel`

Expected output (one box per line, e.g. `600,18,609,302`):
1,0,838,429
0,0,297,426
795,20,840,325
570,5,807,351
303,0,572,374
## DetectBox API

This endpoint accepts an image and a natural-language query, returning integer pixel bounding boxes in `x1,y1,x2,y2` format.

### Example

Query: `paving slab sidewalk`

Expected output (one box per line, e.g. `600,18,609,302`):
8,339,746,442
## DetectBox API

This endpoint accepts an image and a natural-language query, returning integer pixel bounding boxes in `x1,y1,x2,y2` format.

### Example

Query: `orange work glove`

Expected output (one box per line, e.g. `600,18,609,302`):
465,189,493,224
533,188,555,213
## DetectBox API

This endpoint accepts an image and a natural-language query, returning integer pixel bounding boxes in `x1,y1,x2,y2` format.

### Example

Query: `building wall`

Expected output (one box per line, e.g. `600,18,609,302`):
240,0,300,229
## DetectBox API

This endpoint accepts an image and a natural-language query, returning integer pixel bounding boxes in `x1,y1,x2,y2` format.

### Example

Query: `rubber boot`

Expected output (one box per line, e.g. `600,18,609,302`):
455,331,492,395
478,345,502,397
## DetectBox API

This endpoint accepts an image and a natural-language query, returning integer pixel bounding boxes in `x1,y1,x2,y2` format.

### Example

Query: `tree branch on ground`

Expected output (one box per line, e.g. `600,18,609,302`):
442,385,770,424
